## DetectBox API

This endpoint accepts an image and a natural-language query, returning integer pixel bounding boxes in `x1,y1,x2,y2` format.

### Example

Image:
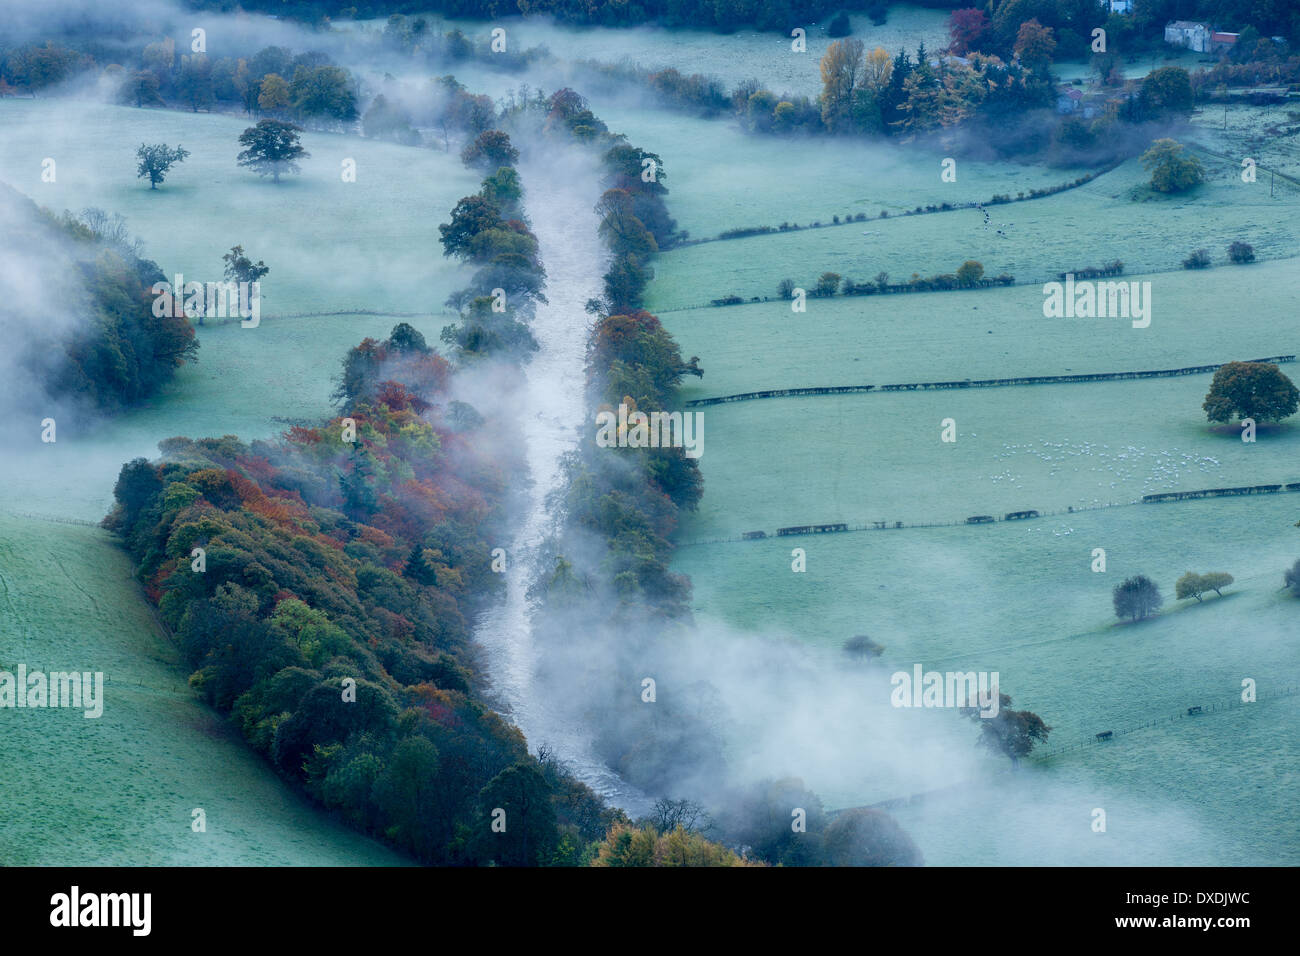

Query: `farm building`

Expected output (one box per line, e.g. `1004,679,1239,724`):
1212,31,1239,52
1108,0,1132,13
1165,20,1212,52
1056,87,1084,113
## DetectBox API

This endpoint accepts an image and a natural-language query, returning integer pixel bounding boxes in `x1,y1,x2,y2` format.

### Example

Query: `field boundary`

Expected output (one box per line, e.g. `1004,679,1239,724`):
682,356,1295,407
676,477,1300,547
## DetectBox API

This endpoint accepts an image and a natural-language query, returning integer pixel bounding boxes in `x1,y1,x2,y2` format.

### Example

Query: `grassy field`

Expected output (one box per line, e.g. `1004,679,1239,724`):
644,152,1298,311
645,94,1300,863
0,515,405,865
663,257,1300,399
0,97,476,518
348,7,953,101
592,105,1089,241
0,98,475,863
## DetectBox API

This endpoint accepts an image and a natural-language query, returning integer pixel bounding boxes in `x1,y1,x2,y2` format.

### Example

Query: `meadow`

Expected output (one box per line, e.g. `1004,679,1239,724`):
0,97,471,863
661,258,1300,399
0,514,404,865
644,151,1298,310
639,90,1300,864
347,7,953,101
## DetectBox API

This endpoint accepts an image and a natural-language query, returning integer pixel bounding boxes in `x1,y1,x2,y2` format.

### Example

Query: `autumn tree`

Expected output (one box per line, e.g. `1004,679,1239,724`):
1141,138,1204,194
956,260,984,286
820,38,865,132
1014,19,1057,71
1203,361,1299,424
257,73,290,114
460,129,519,169
948,8,990,55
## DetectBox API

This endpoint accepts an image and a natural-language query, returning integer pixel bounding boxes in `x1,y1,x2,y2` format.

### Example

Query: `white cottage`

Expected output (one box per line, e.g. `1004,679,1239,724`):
1165,20,1212,53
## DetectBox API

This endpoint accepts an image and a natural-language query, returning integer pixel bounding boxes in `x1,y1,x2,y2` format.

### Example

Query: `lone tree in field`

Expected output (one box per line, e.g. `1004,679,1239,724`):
1141,138,1204,194
1203,361,1299,424
135,143,189,189
1285,559,1300,596
237,119,308,183
223,245,269,286
843,635,884,659
1113,574,1163,622
959,693,1052,768
1177,571,1233,602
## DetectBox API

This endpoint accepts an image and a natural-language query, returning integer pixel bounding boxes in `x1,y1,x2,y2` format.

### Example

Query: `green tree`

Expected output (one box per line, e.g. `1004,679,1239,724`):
960,692,1052,766
288,65,357,123
236,119,309,183
1139,66,1194,118
1203,361,1299,424
135,143,190,189
1113,574,1162,621
477,762,557,866
1285,559,1300,596
177,54,213,111
123,71,163,108
438,194,502,260
1141,138,1204,194
821,808,923,866
222,245,269,285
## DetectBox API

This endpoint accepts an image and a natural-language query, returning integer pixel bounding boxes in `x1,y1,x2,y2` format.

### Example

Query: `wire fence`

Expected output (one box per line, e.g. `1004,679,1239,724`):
0,510,101,528
676,481,1300,547
683,356,1296,408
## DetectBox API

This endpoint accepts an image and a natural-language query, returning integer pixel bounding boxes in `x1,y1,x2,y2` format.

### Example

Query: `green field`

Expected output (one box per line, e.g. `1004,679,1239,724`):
348,7,953,101
645,152,1298,311
0,515,404,865
0,97,471,863
634,88,1300,864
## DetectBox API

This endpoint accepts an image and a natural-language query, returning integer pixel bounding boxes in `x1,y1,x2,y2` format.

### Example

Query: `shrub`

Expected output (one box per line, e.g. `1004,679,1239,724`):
1228,240,1256,264
1183,248,1211,269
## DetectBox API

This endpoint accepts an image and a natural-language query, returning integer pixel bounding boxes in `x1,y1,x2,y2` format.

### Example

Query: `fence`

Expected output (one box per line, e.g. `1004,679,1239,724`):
0,510,101,528
684,356,1296,408
677,479,1300,547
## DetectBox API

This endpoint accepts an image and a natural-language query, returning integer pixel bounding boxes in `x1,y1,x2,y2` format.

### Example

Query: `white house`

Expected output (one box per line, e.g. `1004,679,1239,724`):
1165,20,1213,52
1108,0,1132,14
